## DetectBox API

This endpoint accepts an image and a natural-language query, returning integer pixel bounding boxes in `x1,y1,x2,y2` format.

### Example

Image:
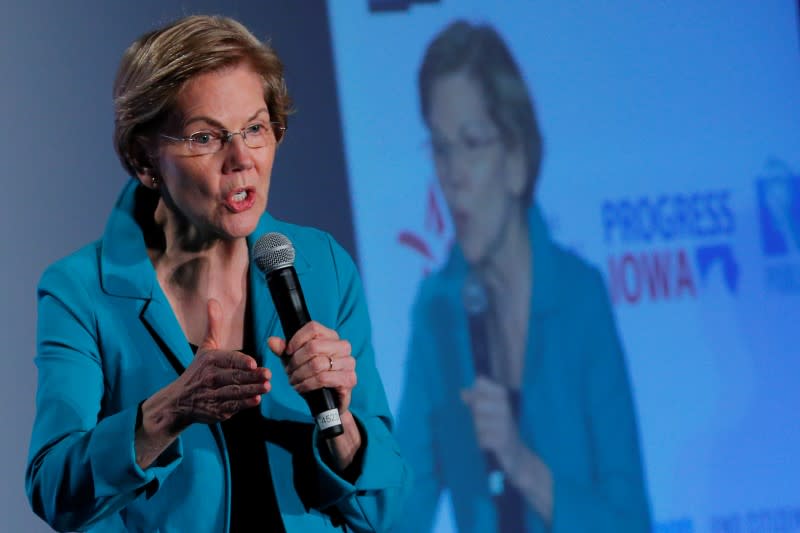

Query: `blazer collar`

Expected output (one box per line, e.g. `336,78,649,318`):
100,179,157,300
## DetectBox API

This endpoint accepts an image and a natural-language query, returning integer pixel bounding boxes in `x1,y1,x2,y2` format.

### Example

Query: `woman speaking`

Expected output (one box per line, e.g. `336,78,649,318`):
26,15,409,533
395,20,650,533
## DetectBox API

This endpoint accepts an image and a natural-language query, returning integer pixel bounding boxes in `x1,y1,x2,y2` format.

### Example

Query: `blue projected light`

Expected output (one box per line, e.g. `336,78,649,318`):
757,173,800,257
329,2,800,532
695,245,739,292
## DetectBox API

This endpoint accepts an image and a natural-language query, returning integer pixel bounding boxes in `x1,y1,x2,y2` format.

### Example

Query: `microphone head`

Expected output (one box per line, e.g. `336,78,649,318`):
462,272,488,315
253,232,296,273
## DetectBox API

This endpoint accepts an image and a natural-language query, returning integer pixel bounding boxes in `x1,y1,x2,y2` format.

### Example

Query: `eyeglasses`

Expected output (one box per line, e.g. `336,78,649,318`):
426,128,500,166
161,121,286,155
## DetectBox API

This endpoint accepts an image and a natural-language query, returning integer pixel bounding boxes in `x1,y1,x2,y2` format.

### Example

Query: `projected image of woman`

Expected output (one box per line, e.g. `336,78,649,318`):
394,20,651,533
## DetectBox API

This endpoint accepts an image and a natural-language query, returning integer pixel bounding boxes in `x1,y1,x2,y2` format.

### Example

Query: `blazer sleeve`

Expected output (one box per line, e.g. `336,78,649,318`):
550,269,652,533
306,236,412,532
25,260,182,532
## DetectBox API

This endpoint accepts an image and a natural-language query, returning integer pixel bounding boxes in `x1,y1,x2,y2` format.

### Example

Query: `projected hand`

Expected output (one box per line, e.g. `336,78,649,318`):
461,376,523,472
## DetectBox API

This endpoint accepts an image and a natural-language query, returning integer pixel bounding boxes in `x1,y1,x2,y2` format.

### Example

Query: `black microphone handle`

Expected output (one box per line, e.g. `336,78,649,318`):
267,266,344,438
466,311,507,497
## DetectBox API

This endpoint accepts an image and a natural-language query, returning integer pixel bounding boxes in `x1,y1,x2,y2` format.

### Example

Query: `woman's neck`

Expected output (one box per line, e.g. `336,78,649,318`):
145,197,251,348
475,205,533,387
147,197,250,299
476,205,532,300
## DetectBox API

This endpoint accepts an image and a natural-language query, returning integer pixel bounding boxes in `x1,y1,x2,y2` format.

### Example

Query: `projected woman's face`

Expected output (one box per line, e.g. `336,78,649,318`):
427,70,527,265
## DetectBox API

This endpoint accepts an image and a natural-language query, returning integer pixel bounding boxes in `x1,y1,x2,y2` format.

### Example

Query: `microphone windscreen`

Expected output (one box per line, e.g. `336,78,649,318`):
462,272,488,316
253,232,296,274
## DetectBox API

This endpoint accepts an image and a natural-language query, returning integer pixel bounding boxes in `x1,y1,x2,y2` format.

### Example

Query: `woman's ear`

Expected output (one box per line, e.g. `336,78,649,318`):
134,166,159,189
130,140,160,189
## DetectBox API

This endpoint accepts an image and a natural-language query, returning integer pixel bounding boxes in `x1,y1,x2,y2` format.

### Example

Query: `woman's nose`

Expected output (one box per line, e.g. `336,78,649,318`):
440,152,473,189
222,134,255,173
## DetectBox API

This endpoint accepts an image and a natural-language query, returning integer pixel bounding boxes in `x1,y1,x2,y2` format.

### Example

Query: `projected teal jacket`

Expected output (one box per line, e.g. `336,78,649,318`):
394,206,651,533
26,180,410,533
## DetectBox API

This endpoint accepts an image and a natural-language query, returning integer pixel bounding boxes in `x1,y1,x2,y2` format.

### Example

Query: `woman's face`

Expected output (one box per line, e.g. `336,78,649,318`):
427,70,527,265
149,62,277,241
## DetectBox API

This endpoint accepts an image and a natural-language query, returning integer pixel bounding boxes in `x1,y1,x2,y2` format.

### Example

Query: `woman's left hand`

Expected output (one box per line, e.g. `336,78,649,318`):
269,322,363,472
461,376,523,473
267,321,357,415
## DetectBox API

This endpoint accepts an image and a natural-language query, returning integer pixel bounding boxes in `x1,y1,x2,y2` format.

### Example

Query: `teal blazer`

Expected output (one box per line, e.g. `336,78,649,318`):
26,180,410,532
394,206,650,532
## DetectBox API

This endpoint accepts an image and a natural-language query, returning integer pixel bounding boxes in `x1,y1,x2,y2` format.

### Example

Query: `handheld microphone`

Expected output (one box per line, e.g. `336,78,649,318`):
462,273,505,496
253,232,344,438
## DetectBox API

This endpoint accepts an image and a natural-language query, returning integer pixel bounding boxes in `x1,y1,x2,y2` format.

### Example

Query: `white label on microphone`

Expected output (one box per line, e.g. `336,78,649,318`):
316,408,341,430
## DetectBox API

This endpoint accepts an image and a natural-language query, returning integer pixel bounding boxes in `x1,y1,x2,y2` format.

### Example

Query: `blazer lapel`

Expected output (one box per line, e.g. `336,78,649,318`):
519,205,561,451
140,292,195,374
99,181,194,374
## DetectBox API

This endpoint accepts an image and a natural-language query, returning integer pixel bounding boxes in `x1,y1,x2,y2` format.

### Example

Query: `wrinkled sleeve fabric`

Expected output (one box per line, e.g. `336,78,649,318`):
550,270,651,533
306,236,412,532
26,260,182,532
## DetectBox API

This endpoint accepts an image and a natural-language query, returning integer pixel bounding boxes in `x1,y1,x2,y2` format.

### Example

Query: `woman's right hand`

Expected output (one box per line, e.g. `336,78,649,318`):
136,300,270,468
167,299,271,429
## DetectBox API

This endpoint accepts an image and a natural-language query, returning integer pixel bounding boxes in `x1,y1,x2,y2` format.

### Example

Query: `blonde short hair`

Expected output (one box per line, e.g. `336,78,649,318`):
113,15,292,176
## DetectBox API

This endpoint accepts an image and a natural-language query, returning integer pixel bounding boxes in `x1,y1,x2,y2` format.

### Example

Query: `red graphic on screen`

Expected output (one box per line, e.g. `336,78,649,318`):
397,184,453,276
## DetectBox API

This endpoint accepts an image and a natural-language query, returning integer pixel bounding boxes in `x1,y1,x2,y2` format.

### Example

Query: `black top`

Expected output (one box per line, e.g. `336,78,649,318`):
496,388,525,533
189,341,286,533
222,405,285,533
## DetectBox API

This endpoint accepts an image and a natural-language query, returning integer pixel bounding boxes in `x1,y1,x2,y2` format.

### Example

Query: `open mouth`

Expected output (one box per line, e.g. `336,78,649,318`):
452,210,469,231
224,187,256,213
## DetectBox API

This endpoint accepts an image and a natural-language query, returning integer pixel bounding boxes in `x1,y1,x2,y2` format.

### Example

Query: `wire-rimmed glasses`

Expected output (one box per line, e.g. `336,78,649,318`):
161,121,286,155
425,124,501,168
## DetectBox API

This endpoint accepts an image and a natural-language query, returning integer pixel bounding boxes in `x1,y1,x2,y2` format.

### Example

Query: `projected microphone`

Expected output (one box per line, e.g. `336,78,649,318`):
462,273,505,497
253,232,344,438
